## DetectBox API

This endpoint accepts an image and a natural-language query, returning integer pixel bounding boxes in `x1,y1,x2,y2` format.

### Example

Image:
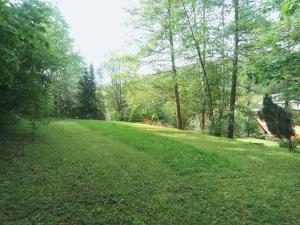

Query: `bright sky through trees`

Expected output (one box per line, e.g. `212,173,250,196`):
48,0,137,67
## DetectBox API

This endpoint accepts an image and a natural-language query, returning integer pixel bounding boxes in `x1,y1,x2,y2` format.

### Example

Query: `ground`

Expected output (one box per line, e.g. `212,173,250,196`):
1,120,299,225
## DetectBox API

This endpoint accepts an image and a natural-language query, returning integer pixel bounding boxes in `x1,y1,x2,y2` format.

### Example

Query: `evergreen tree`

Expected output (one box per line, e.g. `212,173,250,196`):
260,94,295,151
77,65,99,119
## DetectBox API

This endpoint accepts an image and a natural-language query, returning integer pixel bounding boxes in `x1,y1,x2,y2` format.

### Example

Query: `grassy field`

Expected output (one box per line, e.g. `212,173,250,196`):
1,120,299,224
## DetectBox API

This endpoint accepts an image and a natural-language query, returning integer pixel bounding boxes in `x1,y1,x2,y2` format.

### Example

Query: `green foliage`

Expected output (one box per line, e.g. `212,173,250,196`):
98,0,299,139
96,86,106,120
129,107,142,122
77,65,103,119
2,0,297,144
236,103,260,138
102,54,140,121
151,113,159,122
0,0,83,130
244,119,260,137
0,0,52,129
214,115,229,137
249,0,300,101
279,139,297,149
280,0,300,16
51,54,83,117
260,95,295,150
141,109,150,120
123,108,131,122
111,111,119,121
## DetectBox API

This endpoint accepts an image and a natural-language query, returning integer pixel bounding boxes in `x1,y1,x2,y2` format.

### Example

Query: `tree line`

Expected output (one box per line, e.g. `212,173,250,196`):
101,0,299,138
0,0,299,142
0,0,105,133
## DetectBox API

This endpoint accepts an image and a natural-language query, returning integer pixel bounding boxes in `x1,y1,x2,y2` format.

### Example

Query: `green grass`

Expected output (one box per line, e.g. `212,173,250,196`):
237,138,280,147
1,120,299,224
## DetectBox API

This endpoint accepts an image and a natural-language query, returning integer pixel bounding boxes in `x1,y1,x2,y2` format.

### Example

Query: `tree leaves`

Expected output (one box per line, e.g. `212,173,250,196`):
0,0,83,129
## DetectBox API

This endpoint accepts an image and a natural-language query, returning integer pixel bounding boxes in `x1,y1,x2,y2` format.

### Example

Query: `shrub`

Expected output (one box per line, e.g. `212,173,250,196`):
129,108,142,122
279,139,297,149
142,109,150,120
152,113,159,122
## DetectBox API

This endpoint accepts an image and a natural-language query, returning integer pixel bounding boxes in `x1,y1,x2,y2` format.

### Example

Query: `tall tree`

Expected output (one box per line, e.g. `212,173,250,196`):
77,65,100,119
168,0,184,129
179,0,216,133
102,54,139,121
227,0,239,138
131,0,184,129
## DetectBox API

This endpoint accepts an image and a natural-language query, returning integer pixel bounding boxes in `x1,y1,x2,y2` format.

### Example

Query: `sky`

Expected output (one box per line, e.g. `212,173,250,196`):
48,0,138,68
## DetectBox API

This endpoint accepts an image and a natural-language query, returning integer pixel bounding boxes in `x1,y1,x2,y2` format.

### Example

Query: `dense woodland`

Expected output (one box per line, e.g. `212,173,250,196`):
0,0,299,140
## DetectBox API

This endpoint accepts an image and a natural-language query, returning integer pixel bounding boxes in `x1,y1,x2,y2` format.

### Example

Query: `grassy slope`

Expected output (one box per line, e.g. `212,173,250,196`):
0,120,299,225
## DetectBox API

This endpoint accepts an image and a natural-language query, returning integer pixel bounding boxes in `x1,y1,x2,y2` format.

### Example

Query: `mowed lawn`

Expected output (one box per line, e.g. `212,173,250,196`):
1,120,299,225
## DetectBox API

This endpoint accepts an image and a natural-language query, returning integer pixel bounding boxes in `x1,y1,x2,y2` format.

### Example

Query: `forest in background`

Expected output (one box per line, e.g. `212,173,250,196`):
0,0,299,139
1,1,300,223
101,0,300,139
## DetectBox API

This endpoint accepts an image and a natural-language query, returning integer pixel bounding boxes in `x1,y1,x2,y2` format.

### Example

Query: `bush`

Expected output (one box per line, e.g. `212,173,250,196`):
152,113,159,122
129,108,142,122
279,139,297,149
142,109,150,120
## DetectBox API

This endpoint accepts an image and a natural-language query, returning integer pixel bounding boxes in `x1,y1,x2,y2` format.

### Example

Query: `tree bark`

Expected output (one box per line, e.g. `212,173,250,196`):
201,102,206,131
284,80,289,108
246,80,252,137
227,0,239,138
168,0,183,130
181,0,215,132
202,0,206,66
220,0,226,118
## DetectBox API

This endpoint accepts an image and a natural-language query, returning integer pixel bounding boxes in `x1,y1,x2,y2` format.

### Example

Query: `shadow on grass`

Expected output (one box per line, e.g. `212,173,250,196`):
75,120,300,173
77,120,240,175
0,121,49,165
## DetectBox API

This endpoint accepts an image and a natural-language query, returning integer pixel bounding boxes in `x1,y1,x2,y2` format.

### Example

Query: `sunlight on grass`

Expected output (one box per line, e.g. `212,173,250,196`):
237,138,279,147
225,147,249,152
1,120,299,224
248,156,264,162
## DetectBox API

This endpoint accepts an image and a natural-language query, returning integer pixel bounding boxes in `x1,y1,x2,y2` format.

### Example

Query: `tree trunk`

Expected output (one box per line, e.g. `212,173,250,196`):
227,0,239,138
181,0,215,132
284,80,289,108
288,137,294,152
220,0,226,118
216,0,226,137
246,81,252,137
201,102,206,131
168,0,183,130
202,0,206,66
